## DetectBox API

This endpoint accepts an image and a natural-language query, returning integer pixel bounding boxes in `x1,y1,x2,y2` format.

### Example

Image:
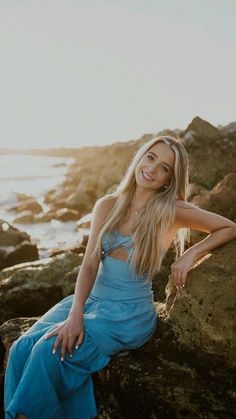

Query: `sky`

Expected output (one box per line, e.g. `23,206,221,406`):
0,0,236,149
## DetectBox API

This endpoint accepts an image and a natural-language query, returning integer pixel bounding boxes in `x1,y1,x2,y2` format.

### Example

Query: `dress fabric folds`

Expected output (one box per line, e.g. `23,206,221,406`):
4,230,158,419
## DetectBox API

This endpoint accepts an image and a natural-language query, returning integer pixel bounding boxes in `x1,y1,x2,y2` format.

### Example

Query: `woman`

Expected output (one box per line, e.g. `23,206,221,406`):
4,136,236,419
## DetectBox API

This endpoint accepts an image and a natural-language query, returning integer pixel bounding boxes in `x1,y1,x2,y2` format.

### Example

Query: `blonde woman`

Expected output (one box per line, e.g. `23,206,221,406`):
4,136,236,419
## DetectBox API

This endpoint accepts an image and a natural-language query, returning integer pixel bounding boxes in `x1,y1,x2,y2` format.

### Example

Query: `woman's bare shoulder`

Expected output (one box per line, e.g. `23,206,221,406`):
93,194,118,217
175,199,197,210
174,199,235,232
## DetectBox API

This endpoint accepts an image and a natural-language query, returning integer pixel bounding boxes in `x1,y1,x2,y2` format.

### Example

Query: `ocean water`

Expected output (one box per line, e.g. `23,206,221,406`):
0,154,86,258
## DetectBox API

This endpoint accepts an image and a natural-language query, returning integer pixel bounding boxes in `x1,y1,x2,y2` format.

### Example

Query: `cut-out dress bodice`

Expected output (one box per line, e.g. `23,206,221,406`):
90,230,154,302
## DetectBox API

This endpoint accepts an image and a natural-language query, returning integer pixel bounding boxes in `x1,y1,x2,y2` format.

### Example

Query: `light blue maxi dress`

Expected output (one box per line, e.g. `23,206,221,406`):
4,230,158,419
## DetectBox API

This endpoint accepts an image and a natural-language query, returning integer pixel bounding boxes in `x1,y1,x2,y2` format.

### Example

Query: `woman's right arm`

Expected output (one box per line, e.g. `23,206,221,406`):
44,195,115,359
68,195,113,317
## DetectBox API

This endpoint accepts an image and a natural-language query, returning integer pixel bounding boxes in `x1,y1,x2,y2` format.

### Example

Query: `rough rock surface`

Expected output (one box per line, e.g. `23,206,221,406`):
0,240,236,417
180,117,236,189
192,172,236,222
0,252,81,323
0,220,39,270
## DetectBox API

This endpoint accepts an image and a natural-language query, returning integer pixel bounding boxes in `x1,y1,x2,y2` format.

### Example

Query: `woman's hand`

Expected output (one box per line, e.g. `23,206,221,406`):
44,314,84,361
170,249,196,289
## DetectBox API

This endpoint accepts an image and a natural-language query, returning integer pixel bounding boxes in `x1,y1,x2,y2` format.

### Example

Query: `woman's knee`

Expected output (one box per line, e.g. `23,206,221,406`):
9,337,34,364
30,335,59,368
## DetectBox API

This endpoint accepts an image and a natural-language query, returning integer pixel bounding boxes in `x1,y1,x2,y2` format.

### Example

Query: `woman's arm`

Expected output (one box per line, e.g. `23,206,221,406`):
68,195,114,317
44,195,115,358
171,201,236,288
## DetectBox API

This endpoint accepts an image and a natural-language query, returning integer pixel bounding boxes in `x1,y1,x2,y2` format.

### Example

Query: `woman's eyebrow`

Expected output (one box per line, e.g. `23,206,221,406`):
148,151,173,171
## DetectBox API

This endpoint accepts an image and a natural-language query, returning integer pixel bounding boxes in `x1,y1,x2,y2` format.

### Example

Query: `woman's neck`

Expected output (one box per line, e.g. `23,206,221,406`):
132,186,155,209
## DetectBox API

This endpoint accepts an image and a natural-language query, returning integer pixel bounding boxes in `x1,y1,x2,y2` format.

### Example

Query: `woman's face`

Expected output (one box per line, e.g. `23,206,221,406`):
135,141,175,192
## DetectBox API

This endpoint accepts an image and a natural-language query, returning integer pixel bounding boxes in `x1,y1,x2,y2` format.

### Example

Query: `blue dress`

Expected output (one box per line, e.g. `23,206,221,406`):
4,230,158,419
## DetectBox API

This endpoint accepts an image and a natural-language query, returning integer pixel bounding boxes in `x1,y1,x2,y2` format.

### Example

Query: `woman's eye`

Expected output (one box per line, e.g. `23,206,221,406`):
147,154,153,160
162,166,168,173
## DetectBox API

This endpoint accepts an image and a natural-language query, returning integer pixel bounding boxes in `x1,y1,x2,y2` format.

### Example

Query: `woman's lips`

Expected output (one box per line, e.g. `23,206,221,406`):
141,170,154,181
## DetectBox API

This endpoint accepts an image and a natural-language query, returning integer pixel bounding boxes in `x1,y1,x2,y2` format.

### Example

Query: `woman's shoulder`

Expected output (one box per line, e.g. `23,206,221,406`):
173,199,199,228
175,199,197,210
94,194,118,215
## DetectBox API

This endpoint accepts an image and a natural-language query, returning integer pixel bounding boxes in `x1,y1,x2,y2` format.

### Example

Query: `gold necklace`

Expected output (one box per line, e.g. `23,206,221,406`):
133,206,146,216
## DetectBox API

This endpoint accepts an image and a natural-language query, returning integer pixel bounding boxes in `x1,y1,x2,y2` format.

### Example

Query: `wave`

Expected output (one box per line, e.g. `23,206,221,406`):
0,175,55,181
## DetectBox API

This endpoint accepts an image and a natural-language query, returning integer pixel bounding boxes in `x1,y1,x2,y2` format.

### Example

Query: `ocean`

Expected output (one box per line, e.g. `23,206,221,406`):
0,154,85,258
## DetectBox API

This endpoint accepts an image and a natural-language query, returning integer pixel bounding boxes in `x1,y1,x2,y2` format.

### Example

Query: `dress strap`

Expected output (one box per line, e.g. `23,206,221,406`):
101,239,132,261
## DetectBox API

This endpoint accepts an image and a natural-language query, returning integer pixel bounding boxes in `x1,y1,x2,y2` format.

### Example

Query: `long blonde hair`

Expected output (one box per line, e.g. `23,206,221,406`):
93,136,190,280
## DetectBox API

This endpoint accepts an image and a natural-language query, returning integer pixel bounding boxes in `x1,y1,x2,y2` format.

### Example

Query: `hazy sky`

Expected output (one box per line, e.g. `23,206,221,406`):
0,0,235,149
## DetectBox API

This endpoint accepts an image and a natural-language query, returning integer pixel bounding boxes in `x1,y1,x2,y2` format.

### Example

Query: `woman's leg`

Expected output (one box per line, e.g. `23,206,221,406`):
4,295,76,417
4,295,111,419
5,329,110,419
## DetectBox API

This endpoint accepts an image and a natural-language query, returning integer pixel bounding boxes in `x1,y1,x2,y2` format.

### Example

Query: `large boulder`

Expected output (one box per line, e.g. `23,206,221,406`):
164,239,236,368
0,252,82,323
180,117,236,189
0,220,39,270
192,172,236,222
0,220,29,246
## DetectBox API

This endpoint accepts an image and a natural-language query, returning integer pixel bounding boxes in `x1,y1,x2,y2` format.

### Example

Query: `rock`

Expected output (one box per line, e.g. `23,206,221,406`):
14,192,34,202
0,252,82,323
9,199,43,214
219,121,236,140
34,212,55,223
66,185,93,213
49,245,86,258
0,220,38,271
0,241,38,270
53,208,80,221
164,239,236,368
180,117,236,189
43,188,57,204
77,213,92,229
12,211,36,224
1,301,235,418
192,173,236,221
184,116,221,140
0,220,29,246
0,317,39,365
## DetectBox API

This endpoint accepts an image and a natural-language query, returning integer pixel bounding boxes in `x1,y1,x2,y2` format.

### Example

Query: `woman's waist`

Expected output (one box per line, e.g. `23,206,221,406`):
90,275,154,302
100,257,149,281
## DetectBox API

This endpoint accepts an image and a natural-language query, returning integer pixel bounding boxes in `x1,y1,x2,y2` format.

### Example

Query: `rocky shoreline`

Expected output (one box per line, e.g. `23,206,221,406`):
0,116,236,418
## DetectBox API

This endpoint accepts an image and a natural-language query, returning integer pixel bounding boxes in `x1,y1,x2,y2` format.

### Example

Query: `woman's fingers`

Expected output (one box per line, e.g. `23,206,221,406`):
60,336,68,361
51,333,63,355
66,335,77,357
171,266,187,288
44,323,63,340
75,330,84,349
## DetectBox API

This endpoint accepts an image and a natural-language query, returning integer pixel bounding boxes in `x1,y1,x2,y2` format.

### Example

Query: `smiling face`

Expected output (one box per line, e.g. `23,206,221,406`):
134,141,175,192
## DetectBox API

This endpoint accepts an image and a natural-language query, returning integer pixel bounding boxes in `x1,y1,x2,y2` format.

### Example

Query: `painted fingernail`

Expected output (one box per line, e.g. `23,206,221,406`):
75,345,79,350
61,357,64,362
69,354,73,358
52,349,56,354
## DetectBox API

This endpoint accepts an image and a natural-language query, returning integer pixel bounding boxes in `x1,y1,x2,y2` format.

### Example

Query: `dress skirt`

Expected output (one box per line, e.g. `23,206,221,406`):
4,231,158,419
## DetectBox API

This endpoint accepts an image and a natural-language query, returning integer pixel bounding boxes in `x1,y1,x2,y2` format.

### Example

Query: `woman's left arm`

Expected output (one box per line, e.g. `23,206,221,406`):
171,201,236,289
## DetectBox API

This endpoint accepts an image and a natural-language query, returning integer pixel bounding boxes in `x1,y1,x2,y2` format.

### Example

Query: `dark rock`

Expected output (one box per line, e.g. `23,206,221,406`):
0,252,82,323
